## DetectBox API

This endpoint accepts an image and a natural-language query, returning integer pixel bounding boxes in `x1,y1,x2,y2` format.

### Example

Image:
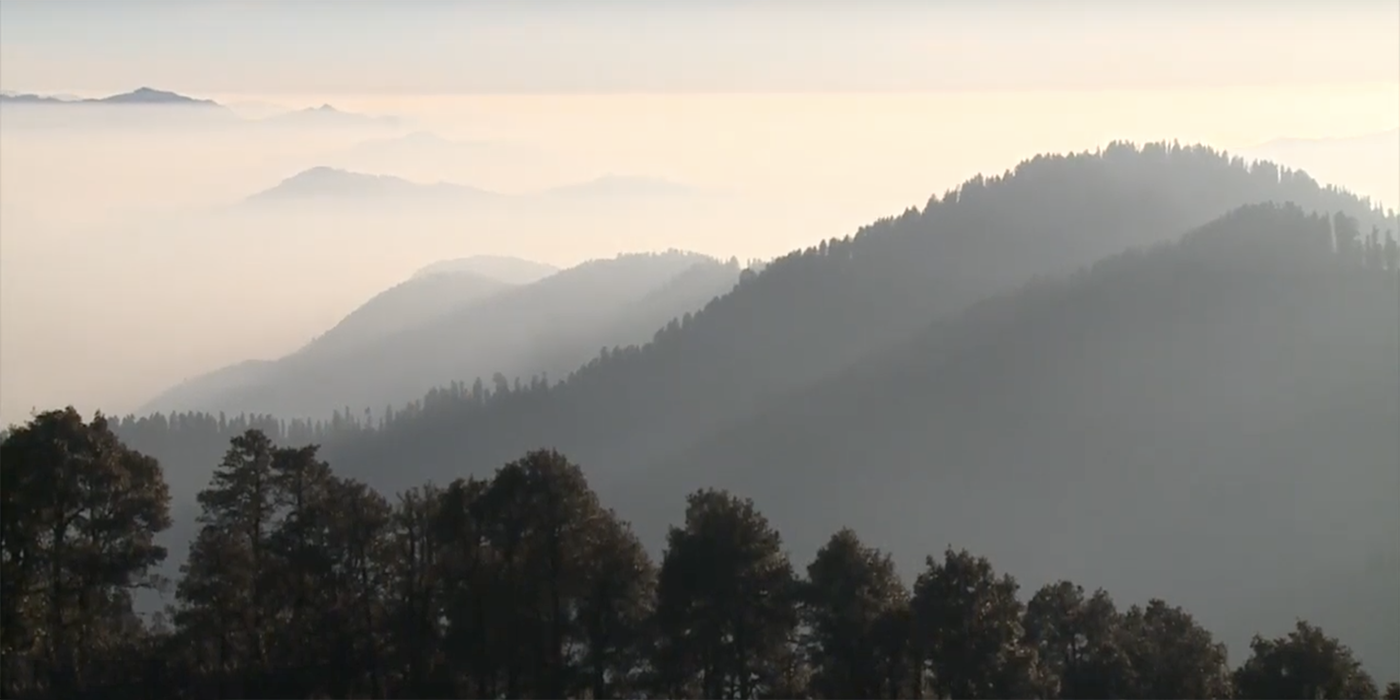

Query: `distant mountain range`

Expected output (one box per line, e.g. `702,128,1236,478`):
0,87,402,129
115,143,1400,680
242,166,707,207
244,166,497,204
138,252,741,420
0,86,223,107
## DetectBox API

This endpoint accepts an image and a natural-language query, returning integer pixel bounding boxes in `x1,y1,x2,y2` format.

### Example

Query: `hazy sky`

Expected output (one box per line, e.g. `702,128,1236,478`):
2,1,1397,95
1,0,1398,425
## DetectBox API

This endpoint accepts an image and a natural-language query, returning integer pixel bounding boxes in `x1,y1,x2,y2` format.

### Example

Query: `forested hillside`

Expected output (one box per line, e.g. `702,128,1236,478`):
4,410,1396,699
614,202,1400,677
100,144,1400,681
115,145,1395,492
317,143,1395,488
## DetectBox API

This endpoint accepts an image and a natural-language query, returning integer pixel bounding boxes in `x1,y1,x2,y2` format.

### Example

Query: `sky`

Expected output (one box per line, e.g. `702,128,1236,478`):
1,1,1398,95
0,0,1397,425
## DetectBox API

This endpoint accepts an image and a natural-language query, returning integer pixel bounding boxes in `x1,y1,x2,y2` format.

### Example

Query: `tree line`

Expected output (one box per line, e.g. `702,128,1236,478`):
3,408,1395,699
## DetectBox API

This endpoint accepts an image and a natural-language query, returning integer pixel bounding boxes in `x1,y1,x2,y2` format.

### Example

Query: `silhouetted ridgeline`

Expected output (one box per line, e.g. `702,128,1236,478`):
4,409,1397,699
114,144,1396,490
89,142,1400,683
318,142,1396,489
140,251,738,421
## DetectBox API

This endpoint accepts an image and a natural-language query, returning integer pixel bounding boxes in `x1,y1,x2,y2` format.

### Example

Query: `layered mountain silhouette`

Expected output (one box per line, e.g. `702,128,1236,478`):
241,167,708,208
616,202,1399,673
243,166,500,204
308,144,1395,491
0,87,222,107
0,88,406,131
114,142,1400,677
138,251,741,420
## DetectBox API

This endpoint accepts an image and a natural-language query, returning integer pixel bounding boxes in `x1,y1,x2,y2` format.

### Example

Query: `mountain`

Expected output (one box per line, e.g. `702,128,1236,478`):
140,251,740,420
239,167,708,210
0,87,224,107
132,359,276,427
137,268,515,417
243,166,500,204
0,92,71,104
311,143,1395,491
297,270,510,357
615,202,1399,676
412,255,559,285
259,103,402,129
91,87,222,107
113,143,1398,674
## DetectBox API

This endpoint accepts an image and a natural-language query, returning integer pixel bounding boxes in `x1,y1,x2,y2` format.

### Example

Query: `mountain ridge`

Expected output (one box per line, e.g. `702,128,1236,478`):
138,251,740,420
0,86,223,107
242,166,709,205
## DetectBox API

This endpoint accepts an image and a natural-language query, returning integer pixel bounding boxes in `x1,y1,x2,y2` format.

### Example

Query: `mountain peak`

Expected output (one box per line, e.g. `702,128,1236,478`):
96,87,219,106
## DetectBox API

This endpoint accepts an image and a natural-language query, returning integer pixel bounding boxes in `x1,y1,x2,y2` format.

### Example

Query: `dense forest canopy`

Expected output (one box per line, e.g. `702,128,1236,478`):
3,411,1396,699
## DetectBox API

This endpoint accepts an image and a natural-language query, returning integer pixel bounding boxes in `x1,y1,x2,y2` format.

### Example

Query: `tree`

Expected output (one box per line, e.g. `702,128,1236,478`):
1333,211,1362,261
174,430,281,682
576,512,656,699
1233,620,1379,699
1117,599,1232,699
476,449,611,697
263,443,339,688
316,477,393,697
433,476,497,697
1024,581,1132,698
910,548,1043,699
652,489,799,699
0,407,172,695
802,528,910,699
384,484,447,695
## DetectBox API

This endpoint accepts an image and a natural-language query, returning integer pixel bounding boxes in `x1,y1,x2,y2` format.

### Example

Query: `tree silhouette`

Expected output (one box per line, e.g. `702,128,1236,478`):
652,489,799,699
0,407,171,697
1233,620,1379,699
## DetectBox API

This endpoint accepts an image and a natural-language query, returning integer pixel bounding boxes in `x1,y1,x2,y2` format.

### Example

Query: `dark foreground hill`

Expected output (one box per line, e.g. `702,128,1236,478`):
610,202,1400,677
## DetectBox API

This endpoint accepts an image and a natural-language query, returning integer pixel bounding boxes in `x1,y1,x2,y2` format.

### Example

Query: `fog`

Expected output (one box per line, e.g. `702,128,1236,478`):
3,87,1396,424
0,101,876,422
